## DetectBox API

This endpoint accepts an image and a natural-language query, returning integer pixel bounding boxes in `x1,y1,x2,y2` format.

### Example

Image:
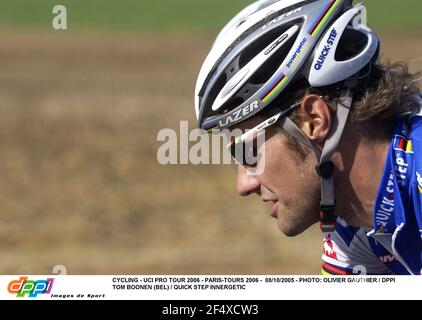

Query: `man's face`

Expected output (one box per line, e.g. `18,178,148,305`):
235,116,321,237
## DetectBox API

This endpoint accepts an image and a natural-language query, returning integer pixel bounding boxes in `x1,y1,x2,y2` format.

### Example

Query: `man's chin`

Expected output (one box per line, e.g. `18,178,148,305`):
277,216,314,237
278,225,304,237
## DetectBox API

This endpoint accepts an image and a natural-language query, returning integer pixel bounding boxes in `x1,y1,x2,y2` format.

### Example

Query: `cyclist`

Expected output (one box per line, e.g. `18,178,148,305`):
194,0,422,275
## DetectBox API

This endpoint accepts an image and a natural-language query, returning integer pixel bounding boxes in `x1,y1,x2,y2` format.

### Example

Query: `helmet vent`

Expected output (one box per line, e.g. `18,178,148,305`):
222,97,245,114
202,73,227,119
249,31,297,84
239,22,298,69
335,28,368,62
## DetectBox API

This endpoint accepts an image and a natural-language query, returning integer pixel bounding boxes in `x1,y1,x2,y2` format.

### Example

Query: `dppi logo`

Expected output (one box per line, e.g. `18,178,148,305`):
8,277,54,298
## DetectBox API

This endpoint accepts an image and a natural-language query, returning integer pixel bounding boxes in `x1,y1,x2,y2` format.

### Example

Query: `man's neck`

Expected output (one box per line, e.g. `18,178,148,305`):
333,125,391,228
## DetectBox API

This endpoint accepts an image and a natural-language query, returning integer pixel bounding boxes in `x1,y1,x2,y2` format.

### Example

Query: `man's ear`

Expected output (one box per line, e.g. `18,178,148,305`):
298,94,332,146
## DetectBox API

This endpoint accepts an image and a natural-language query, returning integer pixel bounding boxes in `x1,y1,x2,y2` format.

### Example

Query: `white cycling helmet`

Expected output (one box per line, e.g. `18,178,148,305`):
194,0,380,233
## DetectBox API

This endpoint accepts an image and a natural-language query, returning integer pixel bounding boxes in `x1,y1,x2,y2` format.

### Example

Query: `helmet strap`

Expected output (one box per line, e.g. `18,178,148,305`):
316,81,356,235
280,80,357,235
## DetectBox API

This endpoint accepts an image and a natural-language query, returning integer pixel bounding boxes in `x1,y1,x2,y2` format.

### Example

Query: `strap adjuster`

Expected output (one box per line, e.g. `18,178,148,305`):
320,222,336,234
315,161,334,179
320,203,337,233
320,203,337,222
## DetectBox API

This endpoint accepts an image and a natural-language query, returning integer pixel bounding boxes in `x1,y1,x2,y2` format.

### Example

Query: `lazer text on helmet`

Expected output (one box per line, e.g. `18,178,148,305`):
219,101,259,128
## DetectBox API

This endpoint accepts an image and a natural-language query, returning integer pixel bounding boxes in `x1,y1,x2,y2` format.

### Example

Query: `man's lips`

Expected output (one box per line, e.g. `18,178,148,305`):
269,201,279,218
263,199,279,218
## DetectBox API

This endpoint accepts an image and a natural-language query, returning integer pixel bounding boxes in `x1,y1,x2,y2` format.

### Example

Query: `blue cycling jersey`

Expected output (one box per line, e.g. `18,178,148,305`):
322,97,422,275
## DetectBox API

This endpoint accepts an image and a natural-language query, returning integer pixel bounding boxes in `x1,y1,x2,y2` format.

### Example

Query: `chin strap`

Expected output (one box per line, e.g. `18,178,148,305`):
280,81,356,235
317,81,356,234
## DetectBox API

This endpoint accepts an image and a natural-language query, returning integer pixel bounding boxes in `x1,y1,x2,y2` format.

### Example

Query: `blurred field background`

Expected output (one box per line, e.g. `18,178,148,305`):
0,0,421,274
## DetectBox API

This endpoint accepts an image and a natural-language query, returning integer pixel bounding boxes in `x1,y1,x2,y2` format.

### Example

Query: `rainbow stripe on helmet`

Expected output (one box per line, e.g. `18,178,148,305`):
308,0,342,37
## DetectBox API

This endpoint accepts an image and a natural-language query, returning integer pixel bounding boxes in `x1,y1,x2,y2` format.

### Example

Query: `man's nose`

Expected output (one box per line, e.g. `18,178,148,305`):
236,165,260,196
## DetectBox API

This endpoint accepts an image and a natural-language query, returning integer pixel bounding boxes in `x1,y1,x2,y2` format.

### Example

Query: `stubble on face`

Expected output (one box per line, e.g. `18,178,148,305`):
259,128,321,237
